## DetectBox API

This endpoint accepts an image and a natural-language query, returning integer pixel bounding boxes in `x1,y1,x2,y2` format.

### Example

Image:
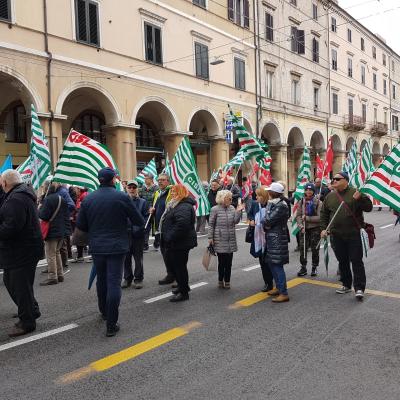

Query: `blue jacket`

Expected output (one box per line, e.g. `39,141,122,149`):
76,185,144,255
129,196,148,238
56,185,76,213
39,193,69,240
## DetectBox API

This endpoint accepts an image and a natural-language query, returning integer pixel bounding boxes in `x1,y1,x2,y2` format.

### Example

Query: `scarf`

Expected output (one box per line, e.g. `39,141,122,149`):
159,198,179,235
304,197,316,216
254,204,266,254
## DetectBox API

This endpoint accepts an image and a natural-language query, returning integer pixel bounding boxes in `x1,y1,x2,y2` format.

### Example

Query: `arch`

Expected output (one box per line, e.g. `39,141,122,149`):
187,107,222,136
287,126,304,147
331,134,342,151
261,121,282,145
346,136,355,151
0,65,44,112
310,130,325,150
132,96,179,132
382,143,390,155
360,139,368,152
55,81,121,124
243,117,254,135
372,141,381,155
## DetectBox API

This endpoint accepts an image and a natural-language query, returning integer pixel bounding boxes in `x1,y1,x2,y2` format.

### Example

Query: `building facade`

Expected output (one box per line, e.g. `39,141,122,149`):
0,0,398,188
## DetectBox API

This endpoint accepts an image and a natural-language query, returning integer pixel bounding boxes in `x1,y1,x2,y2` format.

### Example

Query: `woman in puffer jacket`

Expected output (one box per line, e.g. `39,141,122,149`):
263,182,290,303
208,190,244,289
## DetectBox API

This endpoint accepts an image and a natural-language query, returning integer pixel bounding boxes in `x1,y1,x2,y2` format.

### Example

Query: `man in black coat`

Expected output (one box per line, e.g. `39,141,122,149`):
76,168,144,337
0,170,44,337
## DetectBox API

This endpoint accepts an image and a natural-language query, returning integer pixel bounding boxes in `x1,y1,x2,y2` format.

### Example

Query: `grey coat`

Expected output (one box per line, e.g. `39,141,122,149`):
208,205,241,253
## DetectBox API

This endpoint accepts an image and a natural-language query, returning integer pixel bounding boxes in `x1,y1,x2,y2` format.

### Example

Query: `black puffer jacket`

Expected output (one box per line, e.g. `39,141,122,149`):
39,193,69,240
160,197,197,250
0,183,44,270
263,199,289,266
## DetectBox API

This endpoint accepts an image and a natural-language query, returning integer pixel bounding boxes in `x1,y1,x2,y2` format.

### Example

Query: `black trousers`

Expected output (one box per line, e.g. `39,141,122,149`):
165,248,190,294
3,263,39,330
217,253,233,283
124,236,144,282
300,227,321,267
144,221,152,249
331,235,366,292
160,245,175,280
259,256,273,287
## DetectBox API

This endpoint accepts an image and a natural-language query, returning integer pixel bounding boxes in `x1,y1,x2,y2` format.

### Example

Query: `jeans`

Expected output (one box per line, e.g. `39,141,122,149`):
124,236,144,282
92,254,125,329
165,248,190,294
45,238,64,280
217,253,233,283
3,263,39,330
331,234,366,292
300,227,321,267
269,263,288,295
259,256,273,287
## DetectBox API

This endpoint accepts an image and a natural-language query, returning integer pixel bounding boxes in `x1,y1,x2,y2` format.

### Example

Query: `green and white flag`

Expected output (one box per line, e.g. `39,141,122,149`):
223,150,244,172
291,146,311,236
343,140,358,178
28,104,52,189
352,139,374,189
16,157,33,183
137,158,157,185
53,130,120,192
169,137,210,216
162,153,172,178
361,143,400,212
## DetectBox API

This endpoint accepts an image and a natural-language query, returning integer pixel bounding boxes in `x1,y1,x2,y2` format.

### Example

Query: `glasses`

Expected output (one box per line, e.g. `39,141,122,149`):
332,177,344,182
127,186,137,189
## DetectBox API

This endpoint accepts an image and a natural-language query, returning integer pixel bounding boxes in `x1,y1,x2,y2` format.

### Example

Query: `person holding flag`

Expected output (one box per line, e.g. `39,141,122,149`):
320,171,372,300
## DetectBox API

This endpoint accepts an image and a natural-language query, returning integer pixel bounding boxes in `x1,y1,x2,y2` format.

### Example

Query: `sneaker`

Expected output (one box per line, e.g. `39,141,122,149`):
63,267,70,274
85,256,93,263
355,290,364,300
261,285,273,293
121,280,132,289
133,280,143,289
311,267,318,277
297,267,307,277
106,323,120,337
71,257,84,263
169,293,189,302
335,286,352,294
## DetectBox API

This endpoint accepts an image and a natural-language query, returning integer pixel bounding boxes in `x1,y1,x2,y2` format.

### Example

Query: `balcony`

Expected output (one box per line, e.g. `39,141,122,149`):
343,115,366,131
370,122,388,137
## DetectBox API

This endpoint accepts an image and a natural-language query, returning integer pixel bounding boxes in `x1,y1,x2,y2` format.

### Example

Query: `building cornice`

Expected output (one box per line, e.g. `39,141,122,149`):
138,8,167,23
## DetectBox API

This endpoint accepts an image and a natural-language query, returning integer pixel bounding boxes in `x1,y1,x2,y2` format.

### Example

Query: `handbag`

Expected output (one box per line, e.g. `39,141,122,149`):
202,244,217,271
71,227,89,247
40,195,62,240
245,225,255,243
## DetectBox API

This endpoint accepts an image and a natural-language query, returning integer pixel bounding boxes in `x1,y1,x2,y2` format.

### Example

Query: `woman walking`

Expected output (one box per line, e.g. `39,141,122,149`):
208,190,244,289
248,186,274,292
263,182,290,302
160,184,197,302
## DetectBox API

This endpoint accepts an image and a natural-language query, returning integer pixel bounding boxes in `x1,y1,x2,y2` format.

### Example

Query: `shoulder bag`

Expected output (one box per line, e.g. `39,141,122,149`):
40,195,62,240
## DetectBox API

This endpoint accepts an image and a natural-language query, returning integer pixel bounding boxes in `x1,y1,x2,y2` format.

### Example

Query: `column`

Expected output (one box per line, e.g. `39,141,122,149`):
104,125,137,180
333,150,346,174
162,132,186,160
39,115,65,170
272,144,288,185
210,137,230,170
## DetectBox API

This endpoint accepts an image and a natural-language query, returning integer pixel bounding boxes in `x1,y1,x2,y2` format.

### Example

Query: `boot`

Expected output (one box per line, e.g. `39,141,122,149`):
297,266,307,277
311,266,318,277
272,294,290,303
267,288,280,296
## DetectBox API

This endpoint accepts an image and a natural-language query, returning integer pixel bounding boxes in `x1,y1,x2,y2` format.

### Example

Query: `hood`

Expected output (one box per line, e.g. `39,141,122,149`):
8,183,37,203
180,196,196,206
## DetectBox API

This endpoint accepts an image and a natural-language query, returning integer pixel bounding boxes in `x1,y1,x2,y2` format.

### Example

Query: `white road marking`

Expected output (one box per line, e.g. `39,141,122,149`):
0,323,79,352
242,264,261,272
380,224,394,229
144,282,208,304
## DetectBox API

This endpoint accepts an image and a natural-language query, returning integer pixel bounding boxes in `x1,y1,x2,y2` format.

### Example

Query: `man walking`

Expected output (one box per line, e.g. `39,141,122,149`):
320,171,372,300
0,170,43,337
76,167,144,336
122,179,147,289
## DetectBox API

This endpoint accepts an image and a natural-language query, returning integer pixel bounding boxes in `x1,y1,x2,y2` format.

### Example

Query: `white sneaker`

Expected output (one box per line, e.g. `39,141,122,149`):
336,286,352,294
355,290,364,300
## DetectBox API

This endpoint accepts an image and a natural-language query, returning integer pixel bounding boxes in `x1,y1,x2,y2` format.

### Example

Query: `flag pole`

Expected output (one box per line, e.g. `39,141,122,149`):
303,196,307,264
144,214,152,230
315,201,344,249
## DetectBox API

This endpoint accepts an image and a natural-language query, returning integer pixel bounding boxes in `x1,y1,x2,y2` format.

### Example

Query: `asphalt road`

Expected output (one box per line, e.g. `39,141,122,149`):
0,210,399,400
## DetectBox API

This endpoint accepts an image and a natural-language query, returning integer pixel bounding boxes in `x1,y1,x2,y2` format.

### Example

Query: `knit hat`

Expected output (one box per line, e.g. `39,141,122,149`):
304,182,315,193
337,171,350,181
98,167,116,184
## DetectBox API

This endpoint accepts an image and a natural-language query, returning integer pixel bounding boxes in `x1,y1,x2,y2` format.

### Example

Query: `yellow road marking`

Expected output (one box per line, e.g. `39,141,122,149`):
57,321,201,384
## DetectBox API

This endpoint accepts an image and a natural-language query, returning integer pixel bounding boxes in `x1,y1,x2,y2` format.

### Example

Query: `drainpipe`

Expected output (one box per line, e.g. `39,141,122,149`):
252,0,260,137
43,0,54,169
326,1,331,149
389,52,393,149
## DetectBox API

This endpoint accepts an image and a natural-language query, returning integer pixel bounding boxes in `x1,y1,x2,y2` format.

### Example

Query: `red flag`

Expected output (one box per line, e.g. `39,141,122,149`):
324,137,334,176
316,153,324,179
260,170,272,186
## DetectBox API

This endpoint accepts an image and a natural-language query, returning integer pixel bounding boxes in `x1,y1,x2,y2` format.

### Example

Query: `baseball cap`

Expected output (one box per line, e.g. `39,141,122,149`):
98,167,116,184
127,179,138,187
266,182,284,194
304,182,315,192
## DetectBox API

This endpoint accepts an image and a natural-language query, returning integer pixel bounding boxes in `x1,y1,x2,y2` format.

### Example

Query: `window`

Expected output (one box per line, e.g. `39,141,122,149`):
136,119,163,148
383,53,386,66
347,28,352,43
312,4,318,20
312,37,319,63
291,27,305,54
0,0,11,21
72,112,106,144
332,92,338,115
392,115,399,131
265,12,273,42
348,97,354,116
4,104,27,143
193,0,206,7
75,0,99,46
331,17,337,32
291,79,300,105
372,46,376,59
348,58,353,78
265,70,274,99
144,23,163,65
392,60,395,71
290,0,297,5
384,111,387,125
361,37,365,51
383,79,387,95
228,0,250,29
362,103,366,123
234,57,245,90
373,73,377,90
331,49,337,71
313,87,320,110
393,84,396,100
361,65,366,85
373,107,377,123
195,42,209,80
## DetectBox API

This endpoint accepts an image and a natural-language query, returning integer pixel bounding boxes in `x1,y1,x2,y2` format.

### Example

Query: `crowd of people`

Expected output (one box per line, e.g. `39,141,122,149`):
0,166,373,338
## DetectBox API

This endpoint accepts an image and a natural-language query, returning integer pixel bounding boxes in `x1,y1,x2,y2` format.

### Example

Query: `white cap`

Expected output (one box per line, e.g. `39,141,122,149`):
266,182,284,194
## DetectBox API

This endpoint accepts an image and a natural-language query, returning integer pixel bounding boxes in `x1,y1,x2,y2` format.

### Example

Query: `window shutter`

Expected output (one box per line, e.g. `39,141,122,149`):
0,0,9,20
228,0,234,21
291,27,297,52
297,30,305,54
195,43,201,77
234,58,239,88
243,0,250,28
145,24,153,62
76,0,87,42
202,45,209,79
88,2,99,46
154,27,162,64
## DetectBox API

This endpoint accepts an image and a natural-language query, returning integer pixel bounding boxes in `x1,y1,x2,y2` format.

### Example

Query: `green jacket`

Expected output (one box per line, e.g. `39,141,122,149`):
320,186,373,238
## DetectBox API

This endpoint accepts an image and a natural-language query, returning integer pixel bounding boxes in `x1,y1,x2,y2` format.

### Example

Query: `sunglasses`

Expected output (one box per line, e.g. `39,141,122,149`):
127,185,137,189
332,177,344,182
